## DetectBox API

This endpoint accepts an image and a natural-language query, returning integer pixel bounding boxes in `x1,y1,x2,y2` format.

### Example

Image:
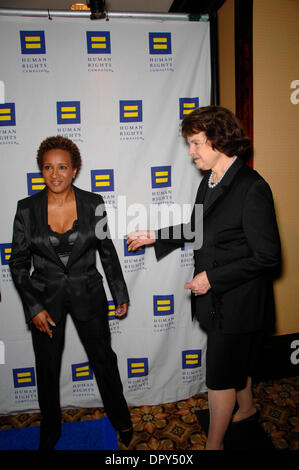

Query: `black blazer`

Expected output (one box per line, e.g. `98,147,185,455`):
9,185,129,324
155,158,281,334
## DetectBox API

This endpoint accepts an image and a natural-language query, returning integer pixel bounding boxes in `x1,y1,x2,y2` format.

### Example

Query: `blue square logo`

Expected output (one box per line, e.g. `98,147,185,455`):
120,100,142,123
151,166,171,189
0,244,12,265
57,101,81,125
72,362,93,381
179,98,199,119
27,172,46,195
91,169,114,192
13,367,36,388
86,31,111,54
153,295,174,316
20,31,46,54
127,358,148,378
182,350,202,369
0,103,16,127
149,32,172,54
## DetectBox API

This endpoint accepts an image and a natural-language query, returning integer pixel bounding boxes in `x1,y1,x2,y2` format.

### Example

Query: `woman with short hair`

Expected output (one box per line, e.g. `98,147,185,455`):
127,106,281,450
10,135,133,449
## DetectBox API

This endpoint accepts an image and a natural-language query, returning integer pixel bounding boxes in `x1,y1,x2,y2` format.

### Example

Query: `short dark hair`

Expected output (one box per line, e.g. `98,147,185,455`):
181,106,251,158
37,135,82,177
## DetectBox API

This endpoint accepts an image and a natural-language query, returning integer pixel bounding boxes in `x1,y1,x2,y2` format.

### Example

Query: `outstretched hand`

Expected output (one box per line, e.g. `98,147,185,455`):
126,230,156,251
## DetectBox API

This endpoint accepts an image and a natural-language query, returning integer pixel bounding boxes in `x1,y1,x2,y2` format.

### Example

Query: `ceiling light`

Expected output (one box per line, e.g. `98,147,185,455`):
70,3,90,10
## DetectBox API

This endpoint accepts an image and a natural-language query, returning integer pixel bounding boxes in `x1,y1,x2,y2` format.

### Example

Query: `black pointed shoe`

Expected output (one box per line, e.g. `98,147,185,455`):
231,410,259,425
119,427,133,447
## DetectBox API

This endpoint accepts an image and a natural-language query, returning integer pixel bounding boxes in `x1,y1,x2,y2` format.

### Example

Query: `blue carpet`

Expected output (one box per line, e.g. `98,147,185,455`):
0,417,118,450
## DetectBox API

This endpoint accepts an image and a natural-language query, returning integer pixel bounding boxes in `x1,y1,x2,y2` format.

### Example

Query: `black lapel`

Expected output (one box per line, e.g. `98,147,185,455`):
202,158,245,218
195,172,209,205
66,185,90,268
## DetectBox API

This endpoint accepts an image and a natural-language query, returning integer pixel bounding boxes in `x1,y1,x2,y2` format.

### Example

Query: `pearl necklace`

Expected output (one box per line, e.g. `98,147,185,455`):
208,156,238,189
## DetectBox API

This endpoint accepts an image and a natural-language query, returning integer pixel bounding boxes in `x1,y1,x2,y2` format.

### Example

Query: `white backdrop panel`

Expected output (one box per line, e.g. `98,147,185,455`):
0,14,210,414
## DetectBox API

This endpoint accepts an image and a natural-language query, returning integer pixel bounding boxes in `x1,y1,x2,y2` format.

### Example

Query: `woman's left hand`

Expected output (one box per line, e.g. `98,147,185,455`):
115,303,129,317
185,271,211,295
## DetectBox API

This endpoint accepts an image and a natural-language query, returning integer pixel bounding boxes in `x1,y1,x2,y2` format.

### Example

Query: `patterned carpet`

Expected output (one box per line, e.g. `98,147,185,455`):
0,376,298,451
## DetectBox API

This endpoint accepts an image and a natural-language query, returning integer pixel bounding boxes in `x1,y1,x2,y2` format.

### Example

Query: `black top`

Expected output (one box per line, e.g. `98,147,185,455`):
49,220,78,266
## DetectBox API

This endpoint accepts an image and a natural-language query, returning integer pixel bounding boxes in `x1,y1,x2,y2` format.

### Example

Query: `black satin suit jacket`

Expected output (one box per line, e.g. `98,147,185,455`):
155,158,281,334
9,185,129,324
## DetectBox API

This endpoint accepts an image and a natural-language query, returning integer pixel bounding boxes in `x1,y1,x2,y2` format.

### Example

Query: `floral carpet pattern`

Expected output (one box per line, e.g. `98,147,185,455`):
0,376,298,451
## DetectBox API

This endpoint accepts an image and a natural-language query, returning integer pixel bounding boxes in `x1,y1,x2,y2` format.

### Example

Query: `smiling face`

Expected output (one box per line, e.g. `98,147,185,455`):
187,131,223,171
41,148,77,195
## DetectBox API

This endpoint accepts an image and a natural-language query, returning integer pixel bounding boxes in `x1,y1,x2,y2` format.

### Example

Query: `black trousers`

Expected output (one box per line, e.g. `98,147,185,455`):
31,306,131,449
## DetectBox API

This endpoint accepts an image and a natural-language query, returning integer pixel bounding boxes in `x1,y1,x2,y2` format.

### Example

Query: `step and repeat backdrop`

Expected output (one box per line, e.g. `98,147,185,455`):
0,14,211,414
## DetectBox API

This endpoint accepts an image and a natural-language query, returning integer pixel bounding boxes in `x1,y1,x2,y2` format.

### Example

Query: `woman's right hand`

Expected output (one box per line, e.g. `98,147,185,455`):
126,230,156,251
32,310,56,339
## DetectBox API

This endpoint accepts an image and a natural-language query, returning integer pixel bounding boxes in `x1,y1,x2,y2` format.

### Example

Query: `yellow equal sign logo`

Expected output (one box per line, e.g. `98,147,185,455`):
0,244,12,266
153,36,168,50
185,354,198,365
123,104,139,119
155,170,169,184
0,107,11,122
20,31,46,54
182,350,202,369
13,367,36,388
151,166,171,188
17,371,32,383
31,177,45,191
4,246,11,262
179,98,199,119
0,103,16,126
120,100,142,123
149,33,172,54
128,358,149,378
72,362,93,381
108,301,116,319
25,35,41,50
91,169,114,192
95,173,110,187
153,295,174,316
27,173,46,195
60,106,77,120
57,101,81,124
86,31,111,54
75,365,90,378
183,102,196,115
91,35,107,49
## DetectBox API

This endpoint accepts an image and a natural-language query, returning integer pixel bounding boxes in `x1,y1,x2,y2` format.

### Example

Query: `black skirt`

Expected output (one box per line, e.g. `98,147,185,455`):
205,324,263,391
